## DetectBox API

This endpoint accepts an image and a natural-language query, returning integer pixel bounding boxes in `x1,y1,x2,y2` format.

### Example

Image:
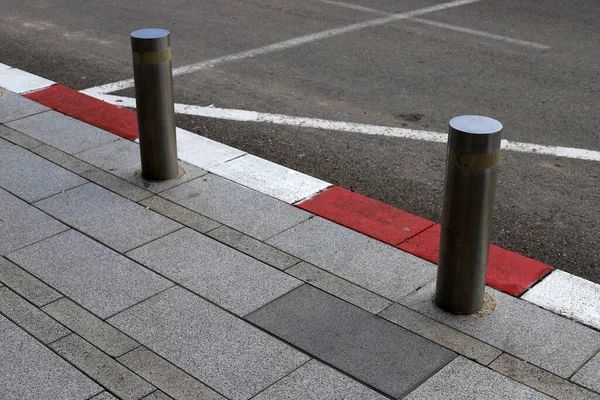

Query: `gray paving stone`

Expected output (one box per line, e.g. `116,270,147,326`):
490,353,600,400
380,303,502,365
127,228,302,316
6,110,118,154
51,334,155,400
108,286,309,400
139,195,221,233
162,174,311,241
43,298,139,357
287,262,392,314
30,144,94,174
75,139,206,193
400,282,600,378
0,136,10,148
81,168,154,202
253,360,387,400
0,287,70,343
207,225,300,270
118,346,226,400
91,392,119,400
35,183,182,252
0,188,67,255
0,124,44,148
0,315,102,400
404,356,550,399
142,392,173,400
0,88,49,123
267,217,436,301
572,351,600,394
0,144,87,202
0,256,62,306
8,229,172,319
246,284,456,399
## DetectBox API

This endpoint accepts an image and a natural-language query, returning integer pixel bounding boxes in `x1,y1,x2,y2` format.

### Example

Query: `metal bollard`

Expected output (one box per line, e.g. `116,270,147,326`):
131,28,179,180
435,115,502,314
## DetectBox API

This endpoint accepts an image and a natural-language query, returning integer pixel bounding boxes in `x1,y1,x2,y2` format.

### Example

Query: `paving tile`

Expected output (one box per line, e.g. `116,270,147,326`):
287,262,392,313
522,270,600,330
0,315,102,400
90,392,119,400
247,284,456,399
108,287,309,400
0,188,67,255
210,154,331,203
572,351,600,394
30,144,94,174
6,110,118,154
379,303,501,365
118,347,226,400
139,195,221,233
207,225,300,270
8,230,172,319
142,392,173,400
81,168,154,202
0,144,87,202
0,87,49,123
75,139,206,193
0,256,62,307
43,298,139,357
51,334,155,400
0,136,10,148
162,174,311,241
267,217,436,301
404,356,550,399
127,228,302,315
400,282,600,378
0,68,54,93
35,183,182,253
255,359,386,400
0,124,45,148
490,353,600,400
176,127,245,169
0,287,70,344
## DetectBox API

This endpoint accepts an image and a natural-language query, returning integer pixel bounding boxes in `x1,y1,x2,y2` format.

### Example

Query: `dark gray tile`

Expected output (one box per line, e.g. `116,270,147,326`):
0,124,44,149
0,256,62,307
139,195,221,233
30,144,94,174
81,168,154,202
246,285,456,399
35,183,182,253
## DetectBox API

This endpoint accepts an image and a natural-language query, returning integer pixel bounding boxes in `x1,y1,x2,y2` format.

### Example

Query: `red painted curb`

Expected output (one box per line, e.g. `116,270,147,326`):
24,85,138,140
297,186,434,246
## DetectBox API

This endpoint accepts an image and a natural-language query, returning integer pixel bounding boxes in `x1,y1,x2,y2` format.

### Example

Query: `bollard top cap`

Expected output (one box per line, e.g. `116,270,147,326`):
131,29,170,52
449,115,502,154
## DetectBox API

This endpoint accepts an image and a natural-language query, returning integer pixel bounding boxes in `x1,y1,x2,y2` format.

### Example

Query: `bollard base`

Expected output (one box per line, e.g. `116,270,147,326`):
136,166,185,183
433,292,496,317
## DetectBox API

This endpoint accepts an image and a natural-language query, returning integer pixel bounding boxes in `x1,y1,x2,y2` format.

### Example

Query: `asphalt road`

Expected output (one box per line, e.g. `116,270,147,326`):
1,0,599,284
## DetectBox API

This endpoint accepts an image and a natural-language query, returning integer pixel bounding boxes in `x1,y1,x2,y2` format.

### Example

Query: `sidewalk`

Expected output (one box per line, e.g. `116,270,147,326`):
1,80,600,400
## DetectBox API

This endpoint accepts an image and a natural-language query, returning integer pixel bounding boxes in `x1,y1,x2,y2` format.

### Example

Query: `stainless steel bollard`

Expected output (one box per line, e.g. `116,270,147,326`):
131,28,179,180
435,115,502,314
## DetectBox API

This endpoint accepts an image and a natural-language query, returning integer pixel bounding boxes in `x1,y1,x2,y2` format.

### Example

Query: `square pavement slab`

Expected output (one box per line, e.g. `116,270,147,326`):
0,88,49,123
0,144,87,202
0,188,67,255
0,315,102,400
6,110,119,154
127,228,302,316
75,139,206,193
7,229,172,319
253,360,387,400
246,284,457,399
572,351,600,394
267,217,436,301
162,174,311,241
403,357,551,399
400,282,600,378
108,286,310,400
35,183,182,253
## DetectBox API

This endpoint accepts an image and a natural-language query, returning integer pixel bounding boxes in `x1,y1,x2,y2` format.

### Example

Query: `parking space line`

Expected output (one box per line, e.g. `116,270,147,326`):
81,0,481,95
318,0,550,49
90,93,600,163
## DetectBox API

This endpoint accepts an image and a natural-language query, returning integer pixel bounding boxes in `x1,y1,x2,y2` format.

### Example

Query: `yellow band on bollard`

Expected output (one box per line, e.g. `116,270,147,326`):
448,147,500,170
133,48,172,65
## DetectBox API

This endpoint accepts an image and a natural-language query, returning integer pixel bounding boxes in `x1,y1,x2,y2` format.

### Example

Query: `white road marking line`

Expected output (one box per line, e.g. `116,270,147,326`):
81,0,481,95
522,270,600,330
318,0,550,49
0,67,55,94
90,93,600,163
